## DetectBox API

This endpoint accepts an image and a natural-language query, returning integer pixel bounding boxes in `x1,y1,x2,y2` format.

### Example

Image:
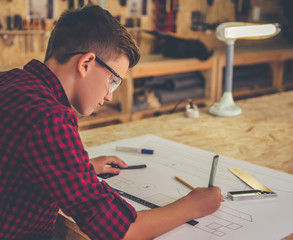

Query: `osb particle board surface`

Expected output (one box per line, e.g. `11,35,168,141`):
80,91,293,175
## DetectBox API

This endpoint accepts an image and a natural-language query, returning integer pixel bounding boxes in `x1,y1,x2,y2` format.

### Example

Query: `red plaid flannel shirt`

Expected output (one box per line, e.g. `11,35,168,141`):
0,60,136,240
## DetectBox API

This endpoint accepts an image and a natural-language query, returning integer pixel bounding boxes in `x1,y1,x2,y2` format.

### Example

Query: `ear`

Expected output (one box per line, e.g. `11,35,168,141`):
77,52,96,78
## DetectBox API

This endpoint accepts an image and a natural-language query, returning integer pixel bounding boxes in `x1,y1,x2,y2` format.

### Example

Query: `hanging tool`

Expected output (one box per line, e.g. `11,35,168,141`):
13,15,23,30
78,0,84,8
40,18,47,52
6,15,12,30
207,0,214,5
23,19,29,53
68,0,74,9
47,0,54,19
29,19,34,52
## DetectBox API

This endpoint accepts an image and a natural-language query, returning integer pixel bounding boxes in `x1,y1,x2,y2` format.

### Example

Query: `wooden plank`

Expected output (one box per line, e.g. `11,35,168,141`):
131,98,208,121
131,55,214,78
270,61,284,91
78,107,129,130
121,70,134,116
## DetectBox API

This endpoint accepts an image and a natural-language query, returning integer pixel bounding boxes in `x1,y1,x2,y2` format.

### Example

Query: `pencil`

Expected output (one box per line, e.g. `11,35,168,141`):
175,176,195,190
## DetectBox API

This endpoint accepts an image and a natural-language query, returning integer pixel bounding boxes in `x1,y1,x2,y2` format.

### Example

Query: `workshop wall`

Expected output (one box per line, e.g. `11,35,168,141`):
0,0,154,68
0,0,284,69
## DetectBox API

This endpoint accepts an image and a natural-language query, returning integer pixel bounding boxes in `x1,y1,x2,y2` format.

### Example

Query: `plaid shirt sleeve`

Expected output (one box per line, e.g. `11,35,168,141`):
20,110,137,240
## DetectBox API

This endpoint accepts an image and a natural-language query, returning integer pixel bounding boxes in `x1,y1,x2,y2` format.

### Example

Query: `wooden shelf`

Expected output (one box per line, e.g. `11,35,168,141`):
232,87,276,99
281,51,293,91
215,44,293,100
284,82,293,91
125,54,217,120
131,54,215,78
131,97,207,121
78,106,127,130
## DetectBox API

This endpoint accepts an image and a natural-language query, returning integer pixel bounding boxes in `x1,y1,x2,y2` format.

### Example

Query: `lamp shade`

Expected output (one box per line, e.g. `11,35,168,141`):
216,22,281,43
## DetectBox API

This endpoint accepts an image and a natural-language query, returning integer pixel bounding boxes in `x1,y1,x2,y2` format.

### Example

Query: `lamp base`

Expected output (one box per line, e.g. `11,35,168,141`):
208,92,242,116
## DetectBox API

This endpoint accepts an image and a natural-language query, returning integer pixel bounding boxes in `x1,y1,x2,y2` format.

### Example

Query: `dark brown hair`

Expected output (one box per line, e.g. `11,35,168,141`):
44,5,140,68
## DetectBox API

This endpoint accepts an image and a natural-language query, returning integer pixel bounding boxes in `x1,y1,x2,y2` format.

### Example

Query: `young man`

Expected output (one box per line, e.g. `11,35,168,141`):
0,5,222,240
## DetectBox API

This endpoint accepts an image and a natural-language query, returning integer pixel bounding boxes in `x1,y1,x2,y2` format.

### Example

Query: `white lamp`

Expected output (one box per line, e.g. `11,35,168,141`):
208,22,281,116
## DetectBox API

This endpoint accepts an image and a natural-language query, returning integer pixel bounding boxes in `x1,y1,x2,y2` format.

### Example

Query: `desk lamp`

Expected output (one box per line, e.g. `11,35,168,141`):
208,22,281,116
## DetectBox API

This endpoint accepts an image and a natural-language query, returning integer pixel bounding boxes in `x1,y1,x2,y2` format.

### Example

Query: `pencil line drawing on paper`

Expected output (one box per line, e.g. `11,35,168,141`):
194,205,252,237
195,214,243,237
89,134,293,240
218,205,253,222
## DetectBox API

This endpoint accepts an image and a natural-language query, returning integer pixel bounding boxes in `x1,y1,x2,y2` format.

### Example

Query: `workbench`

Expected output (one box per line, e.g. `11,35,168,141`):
53,91,293,240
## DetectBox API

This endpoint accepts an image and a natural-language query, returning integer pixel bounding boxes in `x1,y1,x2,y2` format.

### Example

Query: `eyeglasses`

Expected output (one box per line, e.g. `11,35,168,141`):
64,51,123,93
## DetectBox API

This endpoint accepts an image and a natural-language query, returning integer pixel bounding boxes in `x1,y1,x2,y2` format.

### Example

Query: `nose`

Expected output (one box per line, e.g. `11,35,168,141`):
104,92,113,102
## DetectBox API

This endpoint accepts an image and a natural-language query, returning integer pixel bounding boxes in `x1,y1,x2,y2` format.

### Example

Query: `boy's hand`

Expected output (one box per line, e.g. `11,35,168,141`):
124,186,223,239
187,186,223,219
90,156,128,175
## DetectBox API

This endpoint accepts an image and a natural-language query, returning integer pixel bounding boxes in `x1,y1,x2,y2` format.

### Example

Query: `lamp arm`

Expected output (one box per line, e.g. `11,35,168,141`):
224,41,235,92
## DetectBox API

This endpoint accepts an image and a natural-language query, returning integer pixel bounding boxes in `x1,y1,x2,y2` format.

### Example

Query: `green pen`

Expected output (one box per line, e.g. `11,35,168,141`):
208,155,219,187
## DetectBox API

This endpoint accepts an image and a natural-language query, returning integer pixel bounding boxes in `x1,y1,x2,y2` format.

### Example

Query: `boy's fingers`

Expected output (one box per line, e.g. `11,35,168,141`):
104,167,121,174
106,156,128,168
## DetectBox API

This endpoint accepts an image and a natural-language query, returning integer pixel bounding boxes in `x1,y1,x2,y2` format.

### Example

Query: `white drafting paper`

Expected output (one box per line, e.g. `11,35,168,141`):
86,134,293,240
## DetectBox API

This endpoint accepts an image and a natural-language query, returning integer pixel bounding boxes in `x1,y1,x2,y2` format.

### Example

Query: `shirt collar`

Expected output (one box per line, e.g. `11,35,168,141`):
23,59,71,108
